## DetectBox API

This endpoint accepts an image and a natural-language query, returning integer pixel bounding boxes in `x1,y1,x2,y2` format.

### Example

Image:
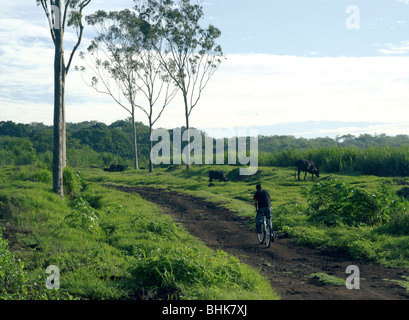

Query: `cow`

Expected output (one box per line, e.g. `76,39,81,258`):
209,170,228,182
104,164,128,172
296,159,320,181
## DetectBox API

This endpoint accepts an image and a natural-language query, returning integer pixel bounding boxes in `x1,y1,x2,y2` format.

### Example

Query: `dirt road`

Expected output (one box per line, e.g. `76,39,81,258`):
110,185,409,300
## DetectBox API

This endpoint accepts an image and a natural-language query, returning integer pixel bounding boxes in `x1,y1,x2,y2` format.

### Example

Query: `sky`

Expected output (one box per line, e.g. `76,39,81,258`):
1,0,409,139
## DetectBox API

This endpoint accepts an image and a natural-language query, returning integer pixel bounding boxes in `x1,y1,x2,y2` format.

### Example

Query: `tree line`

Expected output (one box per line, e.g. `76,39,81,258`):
3,120,409,177
0,120,148,168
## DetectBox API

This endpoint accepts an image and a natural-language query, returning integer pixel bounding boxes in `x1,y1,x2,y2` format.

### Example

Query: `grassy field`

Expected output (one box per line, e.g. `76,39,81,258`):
0,165,277,300
82,164,391,219
81,164,409,268
2,163,409,300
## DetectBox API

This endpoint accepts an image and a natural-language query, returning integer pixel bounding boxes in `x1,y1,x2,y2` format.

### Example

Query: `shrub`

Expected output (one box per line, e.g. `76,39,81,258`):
64,197,99,232
305,179,405,227
32,169,52,184
0,232,28,299
0,137,38,166
378,211,409,236
63,167,83,199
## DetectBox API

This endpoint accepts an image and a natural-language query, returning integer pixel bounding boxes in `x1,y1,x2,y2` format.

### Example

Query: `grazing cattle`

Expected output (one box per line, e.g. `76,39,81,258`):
296,159,320,181
209,170,228,182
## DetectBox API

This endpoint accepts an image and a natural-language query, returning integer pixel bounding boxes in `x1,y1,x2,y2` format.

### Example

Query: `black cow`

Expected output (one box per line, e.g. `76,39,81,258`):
209,170,228,182
104,164,128,172
296,159,320,181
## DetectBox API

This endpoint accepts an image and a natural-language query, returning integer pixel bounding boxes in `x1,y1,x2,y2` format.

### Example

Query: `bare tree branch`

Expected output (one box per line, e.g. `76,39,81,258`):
39,0,56,45
66,0,91,73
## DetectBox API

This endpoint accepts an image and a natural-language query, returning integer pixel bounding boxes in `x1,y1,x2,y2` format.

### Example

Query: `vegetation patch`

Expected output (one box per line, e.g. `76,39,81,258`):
304,179,404,227
384,276,409,292
4,121,409,298
0,165,277,300
308,273,346,287
81,164,409,268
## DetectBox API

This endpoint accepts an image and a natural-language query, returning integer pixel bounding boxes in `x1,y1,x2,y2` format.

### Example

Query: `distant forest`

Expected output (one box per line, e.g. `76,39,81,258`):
2,120,409,176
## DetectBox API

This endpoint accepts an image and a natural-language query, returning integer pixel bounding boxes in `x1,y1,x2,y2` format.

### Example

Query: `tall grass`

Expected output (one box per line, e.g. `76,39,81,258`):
259,145,409,177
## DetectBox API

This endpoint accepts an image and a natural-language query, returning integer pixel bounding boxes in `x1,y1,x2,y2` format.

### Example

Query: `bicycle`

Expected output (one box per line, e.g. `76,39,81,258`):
257,212,276,248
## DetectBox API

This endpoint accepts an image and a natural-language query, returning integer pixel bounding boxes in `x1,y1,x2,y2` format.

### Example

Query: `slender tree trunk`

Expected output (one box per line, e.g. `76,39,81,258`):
62,67,67,168
183,92,190,170
132,111,139,170
149,119,153,172
52,2,64,198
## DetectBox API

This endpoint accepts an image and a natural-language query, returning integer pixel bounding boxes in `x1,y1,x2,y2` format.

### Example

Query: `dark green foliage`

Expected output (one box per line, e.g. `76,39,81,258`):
260,145,409,177
304,179,406,227
0,120,151,168
0,136,38,166
63,167,84,199
32,168,52,184
3,120,409,177
65,197,99,232
258,133,409,177
0,121,30,138
0,232,28,299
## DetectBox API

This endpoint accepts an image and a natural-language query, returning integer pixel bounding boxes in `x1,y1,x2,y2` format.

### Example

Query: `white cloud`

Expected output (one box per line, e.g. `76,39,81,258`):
2,2,409,139
303,123,409,138
378,40,409,55
3,52,409,138
191,54,409,130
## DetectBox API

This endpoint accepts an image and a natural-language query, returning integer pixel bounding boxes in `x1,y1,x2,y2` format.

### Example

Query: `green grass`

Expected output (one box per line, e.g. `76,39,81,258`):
81,164,393,223
384,276,409,292
3,161,409,300
82,164,409,268
0,165,278,300
308,273,346,287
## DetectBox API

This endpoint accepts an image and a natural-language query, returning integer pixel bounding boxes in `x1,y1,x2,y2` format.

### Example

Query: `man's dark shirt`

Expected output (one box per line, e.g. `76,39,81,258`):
253,189,271,208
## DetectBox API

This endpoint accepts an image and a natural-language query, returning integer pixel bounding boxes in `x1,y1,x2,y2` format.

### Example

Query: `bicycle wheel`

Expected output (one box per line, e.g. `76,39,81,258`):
265,218,272,248
257,226,265,244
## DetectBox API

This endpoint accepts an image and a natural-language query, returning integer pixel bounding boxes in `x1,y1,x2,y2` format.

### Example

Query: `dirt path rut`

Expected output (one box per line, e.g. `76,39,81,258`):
110,185,409,300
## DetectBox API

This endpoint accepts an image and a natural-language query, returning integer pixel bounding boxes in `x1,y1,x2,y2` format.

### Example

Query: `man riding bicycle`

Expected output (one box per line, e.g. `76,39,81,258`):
253,184,272,235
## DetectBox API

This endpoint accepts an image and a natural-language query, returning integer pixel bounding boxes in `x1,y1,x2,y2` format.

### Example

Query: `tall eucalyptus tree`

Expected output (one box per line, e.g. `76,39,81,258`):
79,10,177,171
136,0,225,169
36,0,92,197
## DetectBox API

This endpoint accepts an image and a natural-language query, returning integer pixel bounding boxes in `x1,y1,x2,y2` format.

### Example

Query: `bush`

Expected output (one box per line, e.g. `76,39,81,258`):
0,137,38,166
63,167,83,199
0,232,28,299
378,211,409,236
32,169,52,184
304,179,405,227
64,197,100,232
